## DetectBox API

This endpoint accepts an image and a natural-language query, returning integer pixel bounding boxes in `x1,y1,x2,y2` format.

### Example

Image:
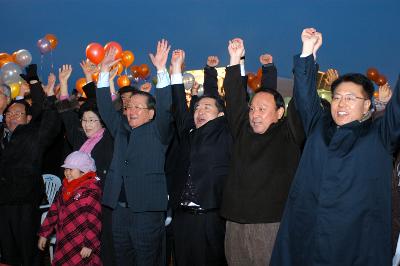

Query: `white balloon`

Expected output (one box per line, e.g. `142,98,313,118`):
15,49,32,67
0,62,22,84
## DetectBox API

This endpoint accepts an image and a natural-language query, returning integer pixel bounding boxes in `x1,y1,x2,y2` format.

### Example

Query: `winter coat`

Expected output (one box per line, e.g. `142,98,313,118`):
271,55,400,265
39,176,102,266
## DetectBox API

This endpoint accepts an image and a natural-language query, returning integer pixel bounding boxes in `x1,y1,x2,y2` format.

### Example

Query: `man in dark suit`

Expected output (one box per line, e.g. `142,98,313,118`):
96,41,172,266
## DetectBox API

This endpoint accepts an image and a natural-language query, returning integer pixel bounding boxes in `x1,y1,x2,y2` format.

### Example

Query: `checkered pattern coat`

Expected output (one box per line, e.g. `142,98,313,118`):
39,177,102,265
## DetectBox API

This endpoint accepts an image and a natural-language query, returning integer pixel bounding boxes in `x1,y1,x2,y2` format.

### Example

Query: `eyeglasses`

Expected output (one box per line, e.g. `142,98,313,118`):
332,94,367,104
5,111,26,119
81,119,100,125
248,104,268,113
124,104,149,111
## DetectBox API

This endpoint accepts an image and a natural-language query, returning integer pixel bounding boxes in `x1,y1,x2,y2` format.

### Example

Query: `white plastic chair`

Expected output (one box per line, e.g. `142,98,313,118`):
40,174,61,262
40,174,61,209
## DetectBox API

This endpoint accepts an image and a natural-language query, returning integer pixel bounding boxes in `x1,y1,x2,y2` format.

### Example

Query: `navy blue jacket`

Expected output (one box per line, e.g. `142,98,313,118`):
96,85,171,212
271,55,400,265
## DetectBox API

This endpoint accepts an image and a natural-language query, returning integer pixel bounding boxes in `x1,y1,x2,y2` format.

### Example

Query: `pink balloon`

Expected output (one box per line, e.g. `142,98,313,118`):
37,38,51,54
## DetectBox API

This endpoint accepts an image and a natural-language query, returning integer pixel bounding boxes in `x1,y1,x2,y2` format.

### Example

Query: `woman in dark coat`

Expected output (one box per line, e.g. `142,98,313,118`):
271,29,400,266
58,67,115,265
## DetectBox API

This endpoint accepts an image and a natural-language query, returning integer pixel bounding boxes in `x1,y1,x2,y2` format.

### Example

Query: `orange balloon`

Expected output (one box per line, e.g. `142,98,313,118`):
117,75,131,87
366,68,379,82
92,72,99,82
373,91,379,98
249,76,261,91
45,34,58,49
75,78,87,95
247,73,257,85
121,50,135,67
0,59,10,68
0,53,12,61
86,43,105,65
375,75,387,86
130,65,140,78
138,64,150,79
104,41,123,59
11,51,18,62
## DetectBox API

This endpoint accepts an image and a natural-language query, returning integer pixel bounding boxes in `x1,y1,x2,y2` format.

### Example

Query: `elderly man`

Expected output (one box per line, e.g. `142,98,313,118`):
0,76,60,265
96,41,172,266
271,29,400,266
220,38,305,265
0,84,11,142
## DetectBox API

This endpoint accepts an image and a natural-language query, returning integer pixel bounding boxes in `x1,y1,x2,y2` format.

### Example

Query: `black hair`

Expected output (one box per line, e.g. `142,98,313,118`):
130,89,156,111
194,94,226,113
4,99,32,116
251,88,285,110
331,73,374,100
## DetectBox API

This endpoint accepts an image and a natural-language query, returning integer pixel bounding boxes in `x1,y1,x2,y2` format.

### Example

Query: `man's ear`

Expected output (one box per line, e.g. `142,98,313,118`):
27,115,32,123
148,109,155,120
217,112,224,117
277,107,285,119
363,99,372,114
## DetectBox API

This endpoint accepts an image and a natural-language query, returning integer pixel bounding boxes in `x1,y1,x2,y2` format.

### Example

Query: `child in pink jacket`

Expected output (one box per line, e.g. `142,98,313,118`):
38,151,102,265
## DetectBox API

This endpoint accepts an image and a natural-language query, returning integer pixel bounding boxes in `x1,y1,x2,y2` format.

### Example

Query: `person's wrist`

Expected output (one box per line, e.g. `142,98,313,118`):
171,65,182,74
230,56,241,66
156,65,166,72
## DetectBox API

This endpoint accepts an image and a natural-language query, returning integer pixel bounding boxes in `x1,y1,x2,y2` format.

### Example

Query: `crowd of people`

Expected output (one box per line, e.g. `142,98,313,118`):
0,28,399,266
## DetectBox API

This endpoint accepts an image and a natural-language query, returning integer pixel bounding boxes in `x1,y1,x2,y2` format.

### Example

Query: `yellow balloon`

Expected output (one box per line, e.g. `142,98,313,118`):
9,82,21,99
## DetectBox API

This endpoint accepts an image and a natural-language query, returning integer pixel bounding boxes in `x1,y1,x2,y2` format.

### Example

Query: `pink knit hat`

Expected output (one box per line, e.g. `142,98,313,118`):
61,151,96,173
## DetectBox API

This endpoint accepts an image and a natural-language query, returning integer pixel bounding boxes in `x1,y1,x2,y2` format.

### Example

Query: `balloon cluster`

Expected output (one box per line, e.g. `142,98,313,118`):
366,68,387,86
0,49,33,98
37,34,58,54
85,41,149,88
246,68,263,91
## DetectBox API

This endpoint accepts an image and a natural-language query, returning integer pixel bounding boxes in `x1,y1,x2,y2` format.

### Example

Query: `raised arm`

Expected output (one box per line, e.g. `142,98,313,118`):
380,76,400,153
149,39,172,144
203,56,219,97
259,54,278,90
224,38,249,138
96,47,123,137
293,28,324,135
170,49,194,138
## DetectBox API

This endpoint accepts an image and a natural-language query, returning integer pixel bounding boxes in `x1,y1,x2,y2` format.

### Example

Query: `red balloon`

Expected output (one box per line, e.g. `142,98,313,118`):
247,73,257,86
366,68,379,82
86,43,105,65
130,65,140,78
75,78,87,95
373,91,379,98
104,41,123,60
375,75,387,86
138,64,150,79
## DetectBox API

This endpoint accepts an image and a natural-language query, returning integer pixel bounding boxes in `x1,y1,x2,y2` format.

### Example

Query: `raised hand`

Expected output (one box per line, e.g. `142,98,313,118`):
80,247,92,259
140,82,152,93
170,49,185,74
58,65,73,84
43,72,56,96
18,81,30,97
149,39,171,71
378,83,392,103
301,28,321,57
80,60,98,83
228,38,245,65
99,47,120,73
109,66,118,82
207,56,219,68
259,54,273,65
324,68,339,87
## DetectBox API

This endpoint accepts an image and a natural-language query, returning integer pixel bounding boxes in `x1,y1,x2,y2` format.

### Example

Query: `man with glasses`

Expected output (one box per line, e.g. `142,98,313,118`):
96,41,172,266
0,83,60,265
220,38,305,265
271,28,400,266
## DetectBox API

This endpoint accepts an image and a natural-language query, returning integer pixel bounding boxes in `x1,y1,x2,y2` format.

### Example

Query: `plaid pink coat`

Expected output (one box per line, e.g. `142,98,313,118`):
39,177,102,265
